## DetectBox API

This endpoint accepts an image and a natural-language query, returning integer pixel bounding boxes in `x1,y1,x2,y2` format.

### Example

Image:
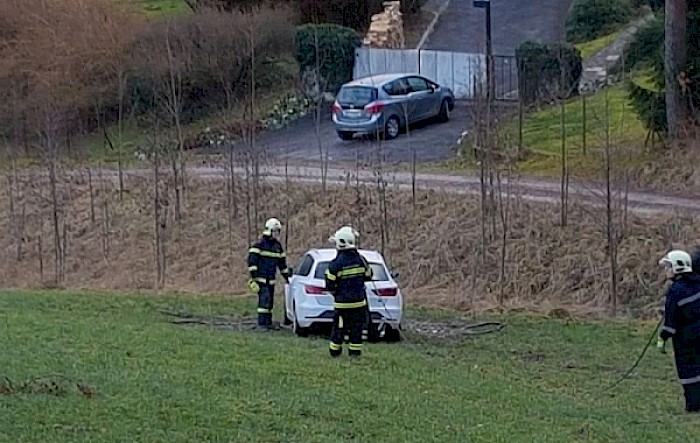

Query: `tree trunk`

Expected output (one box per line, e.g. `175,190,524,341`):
665,0,688,139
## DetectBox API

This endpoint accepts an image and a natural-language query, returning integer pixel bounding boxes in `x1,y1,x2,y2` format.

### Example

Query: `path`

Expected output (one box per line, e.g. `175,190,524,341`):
580,12,656,87
90,164,700,218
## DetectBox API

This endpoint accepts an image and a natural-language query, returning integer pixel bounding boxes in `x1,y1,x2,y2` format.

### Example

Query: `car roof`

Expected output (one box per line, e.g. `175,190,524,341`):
343,73,421,88
306,248,385,263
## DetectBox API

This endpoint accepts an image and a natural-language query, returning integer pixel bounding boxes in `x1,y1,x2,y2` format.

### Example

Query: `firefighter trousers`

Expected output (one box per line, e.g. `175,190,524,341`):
683,382,700,412
329,307,367,357
256,283,275,327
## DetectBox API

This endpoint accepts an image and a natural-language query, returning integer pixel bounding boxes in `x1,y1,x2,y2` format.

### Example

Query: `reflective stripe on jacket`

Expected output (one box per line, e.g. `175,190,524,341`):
325,249,373,309
247,235,290,284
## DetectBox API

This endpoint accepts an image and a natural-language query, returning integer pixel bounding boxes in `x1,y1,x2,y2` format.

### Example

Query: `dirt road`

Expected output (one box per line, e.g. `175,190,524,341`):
96,164,700,218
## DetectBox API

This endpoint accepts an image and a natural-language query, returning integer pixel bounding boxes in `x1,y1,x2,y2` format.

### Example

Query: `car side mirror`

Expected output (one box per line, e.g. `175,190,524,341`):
390,270,400,279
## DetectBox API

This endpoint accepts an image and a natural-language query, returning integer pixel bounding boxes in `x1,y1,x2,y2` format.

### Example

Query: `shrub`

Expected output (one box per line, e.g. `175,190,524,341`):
628,79,666,134
565,0,634,43
615,14,663,74
516,41,583,106
294,23,362,95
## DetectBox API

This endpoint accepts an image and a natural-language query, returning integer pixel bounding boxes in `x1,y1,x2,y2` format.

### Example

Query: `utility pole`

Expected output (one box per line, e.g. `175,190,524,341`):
473,0,493,101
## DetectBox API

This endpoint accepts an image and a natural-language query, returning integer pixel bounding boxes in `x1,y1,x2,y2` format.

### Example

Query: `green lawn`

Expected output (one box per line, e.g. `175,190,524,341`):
502,85,648,175
131,0,191,17
574,31,621,60
2,290,699,442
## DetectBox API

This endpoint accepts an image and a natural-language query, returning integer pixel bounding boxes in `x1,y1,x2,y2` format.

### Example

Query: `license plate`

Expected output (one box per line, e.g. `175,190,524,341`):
344,110,362,118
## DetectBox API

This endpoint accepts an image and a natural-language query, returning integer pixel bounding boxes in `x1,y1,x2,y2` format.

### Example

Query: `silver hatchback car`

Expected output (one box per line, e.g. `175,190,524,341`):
331,73,456,141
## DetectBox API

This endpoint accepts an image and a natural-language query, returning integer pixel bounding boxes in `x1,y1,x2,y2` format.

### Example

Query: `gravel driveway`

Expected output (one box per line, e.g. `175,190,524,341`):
422,0,574,55
234,104,474,164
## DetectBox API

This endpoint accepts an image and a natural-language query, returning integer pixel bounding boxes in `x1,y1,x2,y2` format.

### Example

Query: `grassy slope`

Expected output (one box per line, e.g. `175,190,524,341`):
441,84,650,177
515,85,648,174
131,0,190,17
2,290,700,442
573,31,621,59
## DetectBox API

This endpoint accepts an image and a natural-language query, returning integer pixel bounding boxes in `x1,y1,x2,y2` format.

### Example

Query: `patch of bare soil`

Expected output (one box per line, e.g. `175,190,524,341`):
161,309,505,342
0,167,698,319
0,374,96,398
402,319,505,339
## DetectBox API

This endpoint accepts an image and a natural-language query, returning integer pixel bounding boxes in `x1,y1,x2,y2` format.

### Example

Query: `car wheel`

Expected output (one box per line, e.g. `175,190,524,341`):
382,116,400,140
337,131,353,141
292,301,309,337
437,99,450,123
384,325,402,342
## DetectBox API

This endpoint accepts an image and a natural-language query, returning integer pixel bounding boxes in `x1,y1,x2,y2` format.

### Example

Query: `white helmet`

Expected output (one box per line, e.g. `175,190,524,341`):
263,217,282,236
329,226,358,250
659,250,693,275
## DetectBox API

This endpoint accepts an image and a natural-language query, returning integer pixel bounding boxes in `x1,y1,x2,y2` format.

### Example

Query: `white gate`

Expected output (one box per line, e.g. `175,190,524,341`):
353,48,487,99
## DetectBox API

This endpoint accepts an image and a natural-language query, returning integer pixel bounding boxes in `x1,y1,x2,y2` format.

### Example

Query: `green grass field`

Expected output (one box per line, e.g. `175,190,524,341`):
132,0,190,17
2,290,700,442
574,31,621,60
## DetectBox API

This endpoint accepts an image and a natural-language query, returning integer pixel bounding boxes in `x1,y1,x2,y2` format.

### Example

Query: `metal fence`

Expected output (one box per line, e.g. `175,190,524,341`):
493,55,518,101
353,48,519,101
353,48,486,100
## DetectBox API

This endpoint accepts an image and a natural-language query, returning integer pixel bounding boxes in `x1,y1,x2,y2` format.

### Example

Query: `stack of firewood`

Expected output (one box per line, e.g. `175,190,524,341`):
362,1,405,49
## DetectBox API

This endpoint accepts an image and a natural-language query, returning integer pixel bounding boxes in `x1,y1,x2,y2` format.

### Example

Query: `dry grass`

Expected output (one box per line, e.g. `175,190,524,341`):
1,164,698,319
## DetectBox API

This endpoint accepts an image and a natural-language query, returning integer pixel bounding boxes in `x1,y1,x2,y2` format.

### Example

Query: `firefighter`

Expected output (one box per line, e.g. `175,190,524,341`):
692,248,700,274
247,217,291,330
325,226,373,357
657,249,700,412
330,226,372,342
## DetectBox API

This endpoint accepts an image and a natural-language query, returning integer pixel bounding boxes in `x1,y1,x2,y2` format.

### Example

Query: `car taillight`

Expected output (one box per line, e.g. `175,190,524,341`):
305,285,326,295
364,102,385,114
332,102,341,114
373,287,397,297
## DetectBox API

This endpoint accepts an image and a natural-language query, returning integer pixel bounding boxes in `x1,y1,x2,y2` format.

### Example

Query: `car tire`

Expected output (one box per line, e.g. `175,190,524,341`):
382,116,400,140
337,131,354,141
384,325,402,342
437,99,450,123
292,301,309,337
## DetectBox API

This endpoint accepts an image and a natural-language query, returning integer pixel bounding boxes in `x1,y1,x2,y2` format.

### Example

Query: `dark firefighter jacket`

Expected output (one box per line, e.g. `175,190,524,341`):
660,272,700,385
324,249,373,309
247,235,290,285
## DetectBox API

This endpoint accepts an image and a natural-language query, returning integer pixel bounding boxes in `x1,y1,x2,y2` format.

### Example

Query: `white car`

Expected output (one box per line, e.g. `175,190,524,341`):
283,248,404,341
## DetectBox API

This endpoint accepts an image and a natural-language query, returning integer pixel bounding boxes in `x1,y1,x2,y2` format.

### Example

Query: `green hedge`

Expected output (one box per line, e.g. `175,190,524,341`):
294,23,362,95
516,41,583,106
565,0,634,43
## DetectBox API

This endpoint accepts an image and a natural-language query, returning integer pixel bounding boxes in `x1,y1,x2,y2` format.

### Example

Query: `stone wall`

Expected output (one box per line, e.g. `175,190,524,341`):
363,1,405,49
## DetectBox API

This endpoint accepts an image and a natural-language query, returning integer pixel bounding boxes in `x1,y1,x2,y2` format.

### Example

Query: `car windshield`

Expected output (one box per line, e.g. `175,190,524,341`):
314,261,389,281
337,86,378,107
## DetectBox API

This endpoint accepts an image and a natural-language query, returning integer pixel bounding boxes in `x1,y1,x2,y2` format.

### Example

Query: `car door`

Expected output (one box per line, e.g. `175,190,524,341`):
382,78,413,124
423,78,443,116
288,254,314,319
405,76,433,121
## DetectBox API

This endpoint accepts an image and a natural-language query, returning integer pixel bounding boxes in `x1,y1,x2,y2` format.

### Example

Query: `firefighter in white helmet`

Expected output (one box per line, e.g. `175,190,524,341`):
247,217,291,330
657,249,700,412
325,226,373,357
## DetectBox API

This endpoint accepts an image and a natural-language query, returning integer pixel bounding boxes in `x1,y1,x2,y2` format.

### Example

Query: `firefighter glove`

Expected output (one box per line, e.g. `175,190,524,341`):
247,278,260,294
657,337,667,354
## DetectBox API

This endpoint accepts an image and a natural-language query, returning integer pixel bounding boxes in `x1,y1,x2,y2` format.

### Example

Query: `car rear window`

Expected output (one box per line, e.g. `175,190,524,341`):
337,86,378,107
314,261,389,281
